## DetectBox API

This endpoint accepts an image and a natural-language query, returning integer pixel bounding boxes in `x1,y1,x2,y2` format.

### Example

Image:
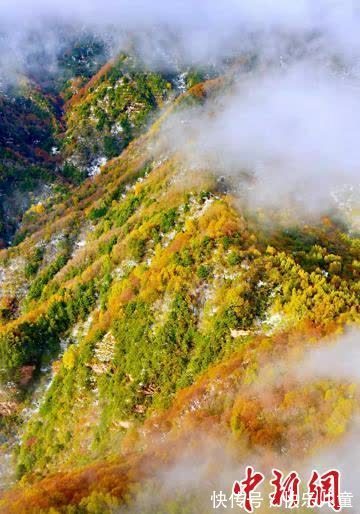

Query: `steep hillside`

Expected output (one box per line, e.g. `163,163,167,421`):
0,29,114,245
0,76,358,512
61,54,173,175
0,82,63,246
1,329,358,513
0,35,177,245
60,54,214,176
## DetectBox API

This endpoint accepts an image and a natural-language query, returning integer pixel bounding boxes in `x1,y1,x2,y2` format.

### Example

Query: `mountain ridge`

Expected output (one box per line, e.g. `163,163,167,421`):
0,49,358,513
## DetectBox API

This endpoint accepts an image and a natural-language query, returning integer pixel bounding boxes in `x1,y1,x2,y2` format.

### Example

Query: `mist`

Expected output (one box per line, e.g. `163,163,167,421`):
0,3,359,510
1,1,360,215
120,329,360,513
161,63,360,215
2,1,360,81
298,330,360,506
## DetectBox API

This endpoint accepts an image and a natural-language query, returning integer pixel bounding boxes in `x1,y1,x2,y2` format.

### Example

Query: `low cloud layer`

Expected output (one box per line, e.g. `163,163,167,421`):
297,330,360,504
0,1,359,216
162,63,360,215
122,329,360,512
299,329,360,382
2,1,360,80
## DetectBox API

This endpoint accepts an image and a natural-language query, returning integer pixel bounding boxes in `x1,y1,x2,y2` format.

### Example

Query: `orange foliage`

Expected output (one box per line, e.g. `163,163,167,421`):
65,60,115,110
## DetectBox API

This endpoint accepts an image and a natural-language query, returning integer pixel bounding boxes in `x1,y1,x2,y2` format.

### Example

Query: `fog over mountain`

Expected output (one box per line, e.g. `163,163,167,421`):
162,63,360,214
0,3,359,512
2,1,360,80
2,0,359,214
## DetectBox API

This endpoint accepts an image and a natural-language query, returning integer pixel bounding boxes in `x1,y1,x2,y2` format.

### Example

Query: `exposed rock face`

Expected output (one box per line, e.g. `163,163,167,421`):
0,402,17,417
230,328,251,337
19,366,36,387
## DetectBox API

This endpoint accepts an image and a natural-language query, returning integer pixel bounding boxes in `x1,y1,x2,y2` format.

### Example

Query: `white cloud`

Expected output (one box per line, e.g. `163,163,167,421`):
160,63,360,214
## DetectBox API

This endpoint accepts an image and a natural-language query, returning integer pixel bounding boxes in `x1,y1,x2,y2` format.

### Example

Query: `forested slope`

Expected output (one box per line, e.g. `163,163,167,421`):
0,73,358,512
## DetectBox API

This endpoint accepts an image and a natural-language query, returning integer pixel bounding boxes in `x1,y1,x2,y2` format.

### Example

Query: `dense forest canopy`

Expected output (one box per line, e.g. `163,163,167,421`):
0,2,359,512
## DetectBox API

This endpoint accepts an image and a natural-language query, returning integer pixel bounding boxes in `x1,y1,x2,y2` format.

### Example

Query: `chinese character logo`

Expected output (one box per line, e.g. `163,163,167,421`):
270,469,301,509
302,470,353,512
211,468,353,511
231,466,264,512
